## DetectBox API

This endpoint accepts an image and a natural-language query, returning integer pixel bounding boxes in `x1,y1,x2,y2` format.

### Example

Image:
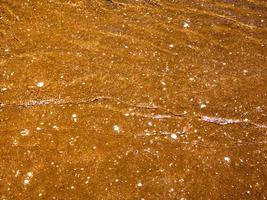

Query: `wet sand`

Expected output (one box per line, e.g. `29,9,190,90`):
0,0,267,199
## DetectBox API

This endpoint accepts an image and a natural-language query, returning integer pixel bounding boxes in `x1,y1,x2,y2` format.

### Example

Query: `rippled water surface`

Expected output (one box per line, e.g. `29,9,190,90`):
0,0,267,199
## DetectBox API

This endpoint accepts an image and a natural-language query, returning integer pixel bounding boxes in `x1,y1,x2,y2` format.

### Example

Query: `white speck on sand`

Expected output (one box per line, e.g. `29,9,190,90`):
15,170,20,177
23,179,30,185
1,87,7,92
27,172,33,177
183,20,190,28
224,156,231,162
23,171,33,186
137,182,142,187
113,125,120,134
71,113,78,122
13,139,19,146
36,82,44,87
160,80,166,86
200,103,207,109
52,125,59,130
189,77,195,81
20,129,30,136
171,133,177,140
179,178,184,183
169,44,174,48
23,174,33,185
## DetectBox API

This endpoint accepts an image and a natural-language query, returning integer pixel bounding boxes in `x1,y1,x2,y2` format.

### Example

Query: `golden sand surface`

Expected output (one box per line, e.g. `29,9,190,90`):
0,0,266,199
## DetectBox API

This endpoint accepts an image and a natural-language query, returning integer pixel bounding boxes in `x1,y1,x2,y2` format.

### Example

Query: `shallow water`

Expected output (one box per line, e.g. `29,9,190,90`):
0,0,267,199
